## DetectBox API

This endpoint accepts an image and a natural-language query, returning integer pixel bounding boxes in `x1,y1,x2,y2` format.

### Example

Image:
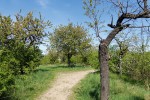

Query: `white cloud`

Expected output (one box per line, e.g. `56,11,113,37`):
37,0,49,8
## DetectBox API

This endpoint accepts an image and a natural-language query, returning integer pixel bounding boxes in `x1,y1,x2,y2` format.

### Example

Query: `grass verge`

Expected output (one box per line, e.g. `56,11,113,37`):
73,72,150,100
12,64,92,100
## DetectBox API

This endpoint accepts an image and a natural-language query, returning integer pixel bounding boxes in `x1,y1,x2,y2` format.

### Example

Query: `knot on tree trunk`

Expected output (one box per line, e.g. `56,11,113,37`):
100,40,108,46
100,40,110,61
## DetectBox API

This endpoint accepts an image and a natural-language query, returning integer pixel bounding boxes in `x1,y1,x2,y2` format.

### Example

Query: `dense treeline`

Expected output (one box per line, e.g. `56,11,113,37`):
109,47,150,90
0,12,50,98
42,44,150,90
41,46,99,68
42,33,150,90
41,23,99,67
122,52,150,88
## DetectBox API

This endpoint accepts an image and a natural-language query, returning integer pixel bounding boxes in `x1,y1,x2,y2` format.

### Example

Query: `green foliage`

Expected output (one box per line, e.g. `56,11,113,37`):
87,47,99,69
40,55,50,65
0,49,15,97
47,49,59,64
0,12,51,98
0,66,14,98
49,23,91,66
109,43,150,89
71,55,83,64
109,42,129,73
41,49,62,65
109,45,120,72
0,12,50,74
122,52,150,89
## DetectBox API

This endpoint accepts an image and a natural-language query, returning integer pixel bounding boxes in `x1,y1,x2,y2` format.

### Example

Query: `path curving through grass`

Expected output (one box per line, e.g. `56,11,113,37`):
37,69,94,100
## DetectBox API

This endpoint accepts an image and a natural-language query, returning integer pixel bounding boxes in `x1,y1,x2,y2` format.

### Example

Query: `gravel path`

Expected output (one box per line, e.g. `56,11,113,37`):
37,70,94,100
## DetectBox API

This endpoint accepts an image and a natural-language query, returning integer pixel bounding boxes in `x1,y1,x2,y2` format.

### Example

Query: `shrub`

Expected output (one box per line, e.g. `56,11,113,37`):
87,49,99,69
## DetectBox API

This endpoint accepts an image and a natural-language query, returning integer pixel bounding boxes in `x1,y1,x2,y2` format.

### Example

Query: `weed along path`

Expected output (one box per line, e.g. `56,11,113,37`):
37,70,94,100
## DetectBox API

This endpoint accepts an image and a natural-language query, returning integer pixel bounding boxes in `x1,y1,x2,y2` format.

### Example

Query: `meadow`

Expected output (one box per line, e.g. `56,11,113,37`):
73,71,150,100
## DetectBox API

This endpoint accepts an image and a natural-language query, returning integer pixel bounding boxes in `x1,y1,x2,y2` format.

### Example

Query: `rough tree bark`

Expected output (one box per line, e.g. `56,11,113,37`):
99,28,123,100
99,40,109,100
67,53,72,67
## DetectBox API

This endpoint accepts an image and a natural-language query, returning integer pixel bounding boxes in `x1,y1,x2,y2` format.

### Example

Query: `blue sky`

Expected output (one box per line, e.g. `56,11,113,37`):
1,0,149,53
0,0,88,26
0,0,91,54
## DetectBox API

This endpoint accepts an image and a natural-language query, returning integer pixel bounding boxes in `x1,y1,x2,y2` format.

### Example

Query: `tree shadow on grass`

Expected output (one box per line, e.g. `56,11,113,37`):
49,64,87,69
93,70,100,74
109,72,144,87
132,96,144,100
89,84,100,100
88,72,145,100
33,68,50,73
89,87,144,100
33,64,91,74
33,65,67,72
121,75,143,86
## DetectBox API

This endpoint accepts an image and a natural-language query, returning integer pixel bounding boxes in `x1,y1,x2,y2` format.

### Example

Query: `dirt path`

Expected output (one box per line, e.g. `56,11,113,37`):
37,70,94,100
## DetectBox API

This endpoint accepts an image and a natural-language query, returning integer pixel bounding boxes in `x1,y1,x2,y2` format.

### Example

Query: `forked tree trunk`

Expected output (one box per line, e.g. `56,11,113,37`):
99,41,109,100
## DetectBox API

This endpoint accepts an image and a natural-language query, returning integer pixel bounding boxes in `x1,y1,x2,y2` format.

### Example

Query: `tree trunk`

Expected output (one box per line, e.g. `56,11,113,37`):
145,77,149,90
99,28,123,100
99,41,109,100
67,53,72,67
119,55,122,75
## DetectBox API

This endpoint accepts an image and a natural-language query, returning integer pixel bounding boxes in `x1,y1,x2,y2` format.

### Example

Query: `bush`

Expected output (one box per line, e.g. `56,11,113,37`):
87,49,99,69
71,55,83,64
0,12,50,98
122,52,150,87
0,50,15,98
41,49,59,65
40,55,50,65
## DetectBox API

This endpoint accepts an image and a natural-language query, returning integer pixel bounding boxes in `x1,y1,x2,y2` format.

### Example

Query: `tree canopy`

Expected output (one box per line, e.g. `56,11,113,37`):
50,23,91,66
0,12,51,97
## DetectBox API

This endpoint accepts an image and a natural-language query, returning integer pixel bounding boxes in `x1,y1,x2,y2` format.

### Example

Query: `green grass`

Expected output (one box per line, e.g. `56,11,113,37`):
73,72,150,100
12,64,92,100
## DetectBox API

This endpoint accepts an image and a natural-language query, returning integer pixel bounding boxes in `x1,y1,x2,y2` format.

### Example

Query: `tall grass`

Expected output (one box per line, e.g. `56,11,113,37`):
73,72,150,100
13,65,55,100
12,65,92,100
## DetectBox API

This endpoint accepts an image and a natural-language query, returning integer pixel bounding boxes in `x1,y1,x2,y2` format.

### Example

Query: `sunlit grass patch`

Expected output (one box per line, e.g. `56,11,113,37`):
13,64,91,100
73,72,150,100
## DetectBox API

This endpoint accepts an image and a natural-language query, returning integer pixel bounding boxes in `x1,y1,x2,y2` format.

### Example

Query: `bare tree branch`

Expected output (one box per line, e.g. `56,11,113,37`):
144,0,148,11
128,25,150,28
137,0,144,10
125,0,129,13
